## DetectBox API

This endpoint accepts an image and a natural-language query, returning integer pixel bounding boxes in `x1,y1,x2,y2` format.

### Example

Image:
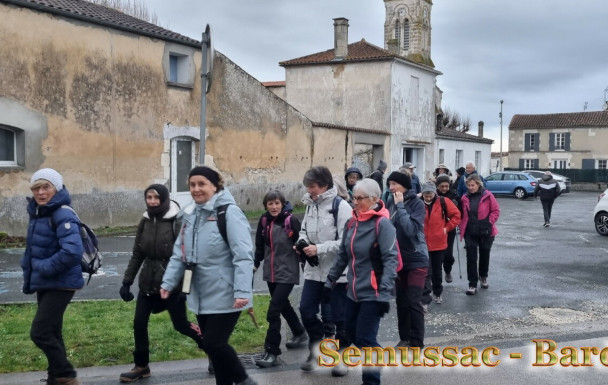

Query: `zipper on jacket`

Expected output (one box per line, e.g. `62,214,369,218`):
349,222,358,301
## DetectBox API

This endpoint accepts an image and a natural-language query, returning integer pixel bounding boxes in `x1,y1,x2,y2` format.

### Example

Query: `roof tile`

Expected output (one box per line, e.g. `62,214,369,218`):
509,111,608,129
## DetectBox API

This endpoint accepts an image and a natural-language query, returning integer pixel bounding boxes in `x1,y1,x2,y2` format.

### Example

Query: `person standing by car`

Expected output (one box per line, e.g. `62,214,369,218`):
118,184,204,382
253,190,307,368
21,168,84,385
533,171,561,228
460,174,500,295
160,166,257,385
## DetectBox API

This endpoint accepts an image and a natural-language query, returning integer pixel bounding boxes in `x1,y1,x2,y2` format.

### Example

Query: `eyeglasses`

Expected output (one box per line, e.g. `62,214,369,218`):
353,195,371,202
30,184,53,192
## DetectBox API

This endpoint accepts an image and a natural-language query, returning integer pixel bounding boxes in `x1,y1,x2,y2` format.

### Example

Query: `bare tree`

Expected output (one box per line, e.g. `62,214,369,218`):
441,107,471,133
87,0,158,25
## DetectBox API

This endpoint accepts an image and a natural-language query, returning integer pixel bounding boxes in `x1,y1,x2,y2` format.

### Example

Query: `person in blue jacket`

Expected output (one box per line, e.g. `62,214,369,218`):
457,161,486,197
160,166,257,385
21,168,84,385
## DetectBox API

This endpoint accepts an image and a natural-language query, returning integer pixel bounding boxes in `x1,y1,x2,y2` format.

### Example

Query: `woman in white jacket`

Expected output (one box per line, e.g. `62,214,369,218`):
297,166,352,374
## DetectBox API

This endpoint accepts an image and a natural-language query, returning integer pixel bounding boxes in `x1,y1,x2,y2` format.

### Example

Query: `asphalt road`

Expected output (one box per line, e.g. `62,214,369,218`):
2,191,608,384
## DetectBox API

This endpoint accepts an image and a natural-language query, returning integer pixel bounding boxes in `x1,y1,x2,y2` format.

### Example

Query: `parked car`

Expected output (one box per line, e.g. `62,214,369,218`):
594,188,608,236
484,171,537,199
524,170,570,193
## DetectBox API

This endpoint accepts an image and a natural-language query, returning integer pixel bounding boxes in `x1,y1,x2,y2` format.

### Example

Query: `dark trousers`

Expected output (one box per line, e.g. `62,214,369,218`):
541,199,555,223
197,311,247,385
443,229,457,274
464,234,495,287
395,267,427,347
299,279,347,345
345,299,382,385
31,290,76,380
133,292,203,367
428,250,445,297
265,282,305,355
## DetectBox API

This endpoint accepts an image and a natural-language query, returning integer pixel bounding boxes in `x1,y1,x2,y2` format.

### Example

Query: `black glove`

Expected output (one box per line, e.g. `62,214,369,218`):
306,255,319,267
377,301,390,318
119,283,134,302
254,259,261,270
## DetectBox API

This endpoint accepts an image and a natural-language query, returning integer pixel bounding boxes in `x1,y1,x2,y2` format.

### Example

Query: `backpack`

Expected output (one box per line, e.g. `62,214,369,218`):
216,203,233,244
260,214,294,241
51,205,102,284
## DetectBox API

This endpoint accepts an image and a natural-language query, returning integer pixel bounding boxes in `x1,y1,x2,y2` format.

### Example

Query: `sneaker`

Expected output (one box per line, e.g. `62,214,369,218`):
208,361,214,374
286,332,309,349
434,296,442,304
300,352,316,372
119,366,151,382
445,272,453,283
543,222,549,228
331,363,348,377
255,352,279,368
480,277,489,289
466,286,477,296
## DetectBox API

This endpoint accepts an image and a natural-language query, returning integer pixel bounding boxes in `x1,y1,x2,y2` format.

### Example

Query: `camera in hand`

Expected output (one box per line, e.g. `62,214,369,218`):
295,239,309,253
295,239,319,267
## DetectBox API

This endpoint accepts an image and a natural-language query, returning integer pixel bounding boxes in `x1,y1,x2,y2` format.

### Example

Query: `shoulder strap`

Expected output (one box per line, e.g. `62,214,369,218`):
330,196,342,240
216,204,231,244
284,214,293,238
50,205,79,230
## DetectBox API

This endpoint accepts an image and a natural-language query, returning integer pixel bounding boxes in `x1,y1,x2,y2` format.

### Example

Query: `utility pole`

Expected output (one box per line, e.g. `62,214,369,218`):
200,24,213,164
499,100,504,171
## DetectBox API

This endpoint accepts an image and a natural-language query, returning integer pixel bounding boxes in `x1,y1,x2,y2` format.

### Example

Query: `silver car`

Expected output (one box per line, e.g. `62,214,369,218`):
524,170,570,194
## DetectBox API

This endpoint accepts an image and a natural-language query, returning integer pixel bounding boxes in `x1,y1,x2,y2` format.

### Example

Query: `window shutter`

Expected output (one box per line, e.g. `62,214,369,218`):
582,159,595,169
534,159,539,169
524,134,530,151
565,133,571,151
519,159,524,169
534,134,540,151
549,133,555,151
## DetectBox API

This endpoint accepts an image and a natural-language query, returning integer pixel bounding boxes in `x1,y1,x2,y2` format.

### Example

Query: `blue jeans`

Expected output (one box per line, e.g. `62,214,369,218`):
345,299,382,385
299,279,347,345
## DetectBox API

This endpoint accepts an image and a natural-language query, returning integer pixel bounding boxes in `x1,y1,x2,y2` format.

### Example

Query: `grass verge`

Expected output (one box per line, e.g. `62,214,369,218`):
0,296,269,373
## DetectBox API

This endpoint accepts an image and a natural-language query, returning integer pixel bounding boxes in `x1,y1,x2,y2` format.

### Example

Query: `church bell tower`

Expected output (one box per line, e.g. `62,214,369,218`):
383,0,434,67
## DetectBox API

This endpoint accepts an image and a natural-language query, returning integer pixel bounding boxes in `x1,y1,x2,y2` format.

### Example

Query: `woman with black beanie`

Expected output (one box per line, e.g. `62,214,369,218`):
119,184,204,382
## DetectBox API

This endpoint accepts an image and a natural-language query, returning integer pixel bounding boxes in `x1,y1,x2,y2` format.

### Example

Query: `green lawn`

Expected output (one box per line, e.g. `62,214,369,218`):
0,296,269,373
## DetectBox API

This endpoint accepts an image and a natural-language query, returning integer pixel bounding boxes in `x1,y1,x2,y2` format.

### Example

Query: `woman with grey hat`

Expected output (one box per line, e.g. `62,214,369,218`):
21,168,83,385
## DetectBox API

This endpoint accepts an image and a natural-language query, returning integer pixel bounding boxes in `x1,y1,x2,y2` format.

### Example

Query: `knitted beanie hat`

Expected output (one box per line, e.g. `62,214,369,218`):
421,181,437,194
435,173,451,186
30,168,63,191
386,171,412,190
377,160,388,172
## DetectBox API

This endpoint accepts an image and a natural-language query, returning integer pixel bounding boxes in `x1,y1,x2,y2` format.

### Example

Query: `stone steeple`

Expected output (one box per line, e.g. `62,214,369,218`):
383,0,434,67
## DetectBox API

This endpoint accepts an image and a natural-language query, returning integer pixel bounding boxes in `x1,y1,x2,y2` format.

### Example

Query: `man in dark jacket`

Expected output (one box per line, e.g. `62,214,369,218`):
369,160,388,191
457,162,486,197
533,171,561,227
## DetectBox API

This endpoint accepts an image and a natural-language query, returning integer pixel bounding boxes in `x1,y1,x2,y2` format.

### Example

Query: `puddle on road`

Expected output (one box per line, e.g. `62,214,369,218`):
529,307,594,325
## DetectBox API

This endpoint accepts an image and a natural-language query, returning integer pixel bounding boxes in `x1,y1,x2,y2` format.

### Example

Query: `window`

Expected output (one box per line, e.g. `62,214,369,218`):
529,134,535,150
403,19,410,50
524,159,535,169
555,133,565,150
395,21,401,49
169,53,189,84
439,149,444,165
164,43,196,88
475,151,481,170
553,159,567,169
0,127,16,165
455,150,463,168
598,160,607,169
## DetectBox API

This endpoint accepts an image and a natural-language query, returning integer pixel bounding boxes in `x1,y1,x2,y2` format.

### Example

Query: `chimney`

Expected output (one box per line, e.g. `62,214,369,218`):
333,18,349,59
478,121,484,138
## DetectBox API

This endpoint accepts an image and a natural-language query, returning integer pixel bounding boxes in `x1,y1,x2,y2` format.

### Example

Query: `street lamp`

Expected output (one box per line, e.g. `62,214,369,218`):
499,100,504,171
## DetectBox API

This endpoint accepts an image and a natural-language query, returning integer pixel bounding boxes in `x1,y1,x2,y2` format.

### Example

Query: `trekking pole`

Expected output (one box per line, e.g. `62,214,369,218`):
247,271,259,328
455,226,462,279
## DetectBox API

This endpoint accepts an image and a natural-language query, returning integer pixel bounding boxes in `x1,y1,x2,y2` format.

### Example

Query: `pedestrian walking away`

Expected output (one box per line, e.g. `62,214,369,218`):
327,178,399,385
160,166,258,385
118,184,204,382
533,171,561,227
253,190,307,368
460,174,500,296
21,168,84,385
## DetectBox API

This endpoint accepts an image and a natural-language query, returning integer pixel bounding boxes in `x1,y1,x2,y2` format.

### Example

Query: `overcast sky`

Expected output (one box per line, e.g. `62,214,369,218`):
146,0,608,152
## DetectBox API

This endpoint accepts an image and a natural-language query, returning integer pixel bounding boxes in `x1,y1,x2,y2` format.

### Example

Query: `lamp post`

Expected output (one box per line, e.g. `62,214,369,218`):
499,100,504,171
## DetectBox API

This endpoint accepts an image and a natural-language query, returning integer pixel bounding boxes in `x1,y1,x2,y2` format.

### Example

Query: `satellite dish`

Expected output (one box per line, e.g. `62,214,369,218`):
203,24,214,94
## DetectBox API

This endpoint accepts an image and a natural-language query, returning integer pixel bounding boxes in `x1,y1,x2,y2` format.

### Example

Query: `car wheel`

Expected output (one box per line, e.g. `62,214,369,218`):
595,212,608,236
514,188,527,199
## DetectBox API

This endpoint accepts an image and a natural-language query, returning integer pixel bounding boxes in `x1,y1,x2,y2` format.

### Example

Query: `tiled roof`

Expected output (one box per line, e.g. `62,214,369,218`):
509,111,608,129
1,0,200,47
280,39,414,67
435,127,494,144
261,81,286,87
313,122,390,136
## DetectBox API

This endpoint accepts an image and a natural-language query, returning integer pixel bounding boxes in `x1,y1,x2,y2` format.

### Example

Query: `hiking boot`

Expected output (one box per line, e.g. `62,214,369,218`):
466,286,477,295
543,222,550,228
54,378,80,385
119,366,151,382
42,377,56,385
421,302,428,313
255,352,279,368
480,277,489,289
286,332,308,349
395,340,409,348
445,272,453,283
434,296,443,304
300,351,316,372
331,363,348,377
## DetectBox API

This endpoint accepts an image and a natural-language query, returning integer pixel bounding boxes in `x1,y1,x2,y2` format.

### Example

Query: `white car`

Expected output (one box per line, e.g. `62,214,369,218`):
524,170,570,194
594,188,608,236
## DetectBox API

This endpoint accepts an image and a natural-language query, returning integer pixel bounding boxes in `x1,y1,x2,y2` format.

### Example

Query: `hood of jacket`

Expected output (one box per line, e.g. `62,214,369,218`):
301,186,338,206
541,174,555,182
353,199,390,222
345,167,363,181
143,200,180,220
27,188,72,218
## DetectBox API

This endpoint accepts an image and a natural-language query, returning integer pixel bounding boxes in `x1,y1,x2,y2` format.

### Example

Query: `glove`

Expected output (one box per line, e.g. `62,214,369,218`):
377,301,390,318
119,283,134,302
306,255,319,267
254,259,261,270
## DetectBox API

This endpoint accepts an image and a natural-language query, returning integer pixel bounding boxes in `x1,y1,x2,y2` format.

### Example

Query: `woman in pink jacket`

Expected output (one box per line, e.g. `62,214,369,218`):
460,174,500,295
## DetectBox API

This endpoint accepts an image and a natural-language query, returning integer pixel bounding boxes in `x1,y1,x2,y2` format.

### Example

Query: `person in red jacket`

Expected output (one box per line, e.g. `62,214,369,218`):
460,174,500,295
420,181,461,304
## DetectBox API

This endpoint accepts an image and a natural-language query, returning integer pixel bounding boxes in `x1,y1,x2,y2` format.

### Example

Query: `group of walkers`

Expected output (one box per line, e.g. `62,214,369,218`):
20,159,519,385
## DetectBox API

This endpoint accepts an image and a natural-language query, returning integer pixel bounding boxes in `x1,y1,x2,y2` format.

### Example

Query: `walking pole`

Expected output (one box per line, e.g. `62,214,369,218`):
248,270,259,328
455,226,462,279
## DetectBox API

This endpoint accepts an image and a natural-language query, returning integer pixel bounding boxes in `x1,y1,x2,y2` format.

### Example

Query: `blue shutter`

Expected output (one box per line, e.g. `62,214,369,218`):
582,159,595,169
534,134,540,151
534,159,539,169
549,133,555,151
524,134,530,151
519,159,524,170
565,133,571,151
169,55,178,83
